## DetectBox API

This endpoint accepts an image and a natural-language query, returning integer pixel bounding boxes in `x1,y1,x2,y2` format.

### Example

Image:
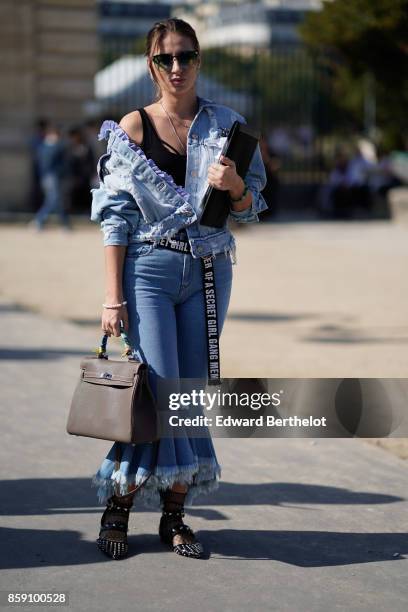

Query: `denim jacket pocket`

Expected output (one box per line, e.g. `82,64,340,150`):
203,135,228,165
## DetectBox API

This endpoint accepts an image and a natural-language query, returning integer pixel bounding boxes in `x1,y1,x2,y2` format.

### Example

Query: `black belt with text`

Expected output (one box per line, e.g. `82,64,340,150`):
147,235,221,385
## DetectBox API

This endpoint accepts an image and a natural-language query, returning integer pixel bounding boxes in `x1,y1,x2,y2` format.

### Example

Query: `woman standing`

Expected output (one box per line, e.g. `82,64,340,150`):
91,18,267,560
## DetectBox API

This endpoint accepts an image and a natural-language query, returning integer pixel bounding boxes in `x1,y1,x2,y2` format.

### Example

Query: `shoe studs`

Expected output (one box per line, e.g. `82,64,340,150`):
173,542,204,558
159,510,204,558
97,537,128,560
97,496,131,560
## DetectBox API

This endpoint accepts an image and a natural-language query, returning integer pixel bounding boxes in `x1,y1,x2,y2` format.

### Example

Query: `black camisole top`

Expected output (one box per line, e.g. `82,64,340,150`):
137,107,187,188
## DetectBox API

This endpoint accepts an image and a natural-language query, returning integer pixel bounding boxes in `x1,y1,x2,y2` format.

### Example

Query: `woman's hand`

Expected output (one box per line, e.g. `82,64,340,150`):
207,155,243,193
101,305,129,337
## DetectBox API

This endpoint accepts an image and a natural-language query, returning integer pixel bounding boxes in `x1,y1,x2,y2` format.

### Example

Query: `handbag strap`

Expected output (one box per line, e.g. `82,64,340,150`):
114,439,160,497
202,255,221,385
145,237,222,385
96,324,136,361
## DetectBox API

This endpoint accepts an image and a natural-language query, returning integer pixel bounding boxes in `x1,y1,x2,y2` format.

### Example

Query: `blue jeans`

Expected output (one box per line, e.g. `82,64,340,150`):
92,245,233,509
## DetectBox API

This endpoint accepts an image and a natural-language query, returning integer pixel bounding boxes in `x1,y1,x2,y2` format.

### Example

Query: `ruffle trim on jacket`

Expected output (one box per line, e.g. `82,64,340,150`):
98,120,191,203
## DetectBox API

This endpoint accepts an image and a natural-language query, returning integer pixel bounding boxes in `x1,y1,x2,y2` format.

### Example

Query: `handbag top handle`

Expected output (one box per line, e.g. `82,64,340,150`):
95,322,135,361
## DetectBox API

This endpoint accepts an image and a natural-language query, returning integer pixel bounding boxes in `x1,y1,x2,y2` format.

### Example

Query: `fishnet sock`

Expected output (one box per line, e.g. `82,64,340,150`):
160,489,195,546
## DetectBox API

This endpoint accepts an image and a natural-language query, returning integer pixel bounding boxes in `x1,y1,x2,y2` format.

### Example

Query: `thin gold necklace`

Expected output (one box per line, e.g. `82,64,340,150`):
159,99,193,128
159,100,191,154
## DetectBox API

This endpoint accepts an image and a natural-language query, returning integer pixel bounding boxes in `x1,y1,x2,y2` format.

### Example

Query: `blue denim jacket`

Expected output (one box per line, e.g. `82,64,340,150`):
90,95,268,262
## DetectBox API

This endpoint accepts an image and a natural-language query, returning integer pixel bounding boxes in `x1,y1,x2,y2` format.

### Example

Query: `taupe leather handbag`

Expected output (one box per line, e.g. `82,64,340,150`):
67,329,158,444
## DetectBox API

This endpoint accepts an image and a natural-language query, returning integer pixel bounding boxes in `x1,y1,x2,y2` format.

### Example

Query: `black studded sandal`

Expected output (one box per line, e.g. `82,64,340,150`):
96,441,160,560
159,490,204,559
96,493,134,560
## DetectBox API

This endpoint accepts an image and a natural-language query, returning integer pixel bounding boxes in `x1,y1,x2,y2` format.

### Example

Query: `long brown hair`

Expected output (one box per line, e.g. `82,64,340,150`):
145,18,200,102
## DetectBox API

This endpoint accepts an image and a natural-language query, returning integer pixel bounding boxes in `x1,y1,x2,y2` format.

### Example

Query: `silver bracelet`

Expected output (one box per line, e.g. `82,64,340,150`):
102,300,127,309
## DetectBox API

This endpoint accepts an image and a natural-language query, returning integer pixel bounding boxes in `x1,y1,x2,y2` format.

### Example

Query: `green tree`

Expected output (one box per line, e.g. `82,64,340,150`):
300,0,408,148
202,47,324,132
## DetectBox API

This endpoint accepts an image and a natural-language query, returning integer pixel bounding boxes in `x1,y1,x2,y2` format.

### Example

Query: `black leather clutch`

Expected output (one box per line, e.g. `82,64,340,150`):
200,121,261,228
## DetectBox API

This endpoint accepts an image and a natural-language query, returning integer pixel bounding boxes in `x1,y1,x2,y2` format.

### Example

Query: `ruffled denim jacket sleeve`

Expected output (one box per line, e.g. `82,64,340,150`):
90,145,140,247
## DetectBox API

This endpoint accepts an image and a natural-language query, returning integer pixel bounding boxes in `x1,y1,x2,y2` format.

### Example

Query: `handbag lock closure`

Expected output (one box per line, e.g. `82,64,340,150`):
100,372,113,379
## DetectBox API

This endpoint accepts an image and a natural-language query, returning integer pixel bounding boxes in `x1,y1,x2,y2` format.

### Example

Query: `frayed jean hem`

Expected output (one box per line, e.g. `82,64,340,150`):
91,460,221,510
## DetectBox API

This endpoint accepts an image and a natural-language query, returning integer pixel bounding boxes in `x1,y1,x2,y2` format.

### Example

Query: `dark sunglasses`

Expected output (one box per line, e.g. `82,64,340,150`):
152,50,199,71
